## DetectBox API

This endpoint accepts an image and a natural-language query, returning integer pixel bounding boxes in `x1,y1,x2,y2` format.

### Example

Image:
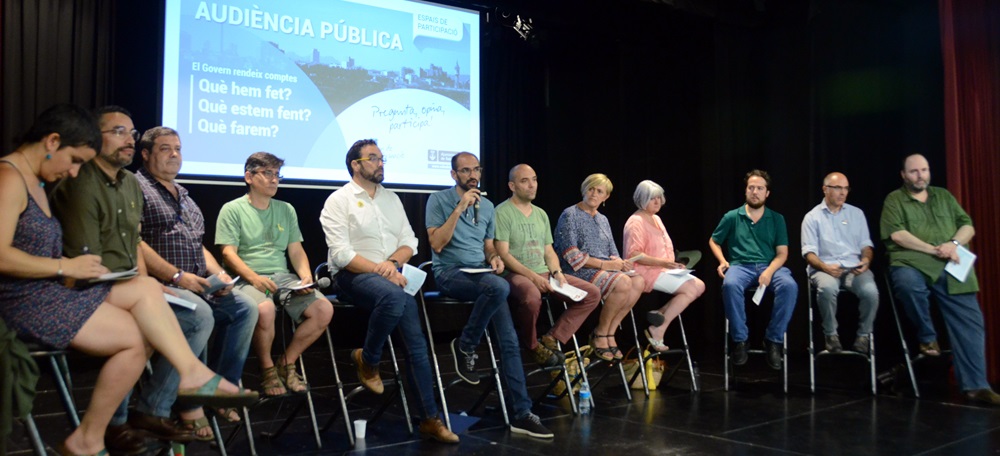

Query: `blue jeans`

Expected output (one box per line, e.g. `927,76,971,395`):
722,264,798,343
435,267,532,419
810,269,879,337
890,266,988,391
335,271,440,419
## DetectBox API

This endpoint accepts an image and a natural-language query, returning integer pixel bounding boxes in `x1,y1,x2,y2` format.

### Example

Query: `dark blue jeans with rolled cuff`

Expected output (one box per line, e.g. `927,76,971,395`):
335,271,440,419
722,263,798,344
435,266,533,419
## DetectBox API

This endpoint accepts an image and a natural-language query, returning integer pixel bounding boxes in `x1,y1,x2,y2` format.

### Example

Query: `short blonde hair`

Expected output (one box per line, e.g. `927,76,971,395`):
580,173,613,198
633,180,665,210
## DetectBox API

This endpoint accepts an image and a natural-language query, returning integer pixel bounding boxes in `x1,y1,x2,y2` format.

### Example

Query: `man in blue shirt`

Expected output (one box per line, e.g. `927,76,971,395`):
800,172,878,354
426,152,553,439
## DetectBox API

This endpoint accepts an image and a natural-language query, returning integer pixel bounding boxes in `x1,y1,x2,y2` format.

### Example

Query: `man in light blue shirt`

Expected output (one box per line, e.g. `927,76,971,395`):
800,172,878,354
426,152,553,439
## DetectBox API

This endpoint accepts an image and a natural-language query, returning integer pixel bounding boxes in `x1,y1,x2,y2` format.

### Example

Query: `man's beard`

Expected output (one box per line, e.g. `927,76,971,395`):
360,166,384,184
746,199,765,209
458,177,478,192
904,177,928,193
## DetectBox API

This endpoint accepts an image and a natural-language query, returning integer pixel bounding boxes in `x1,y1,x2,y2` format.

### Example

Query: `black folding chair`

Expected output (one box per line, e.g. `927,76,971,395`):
806,275,876,395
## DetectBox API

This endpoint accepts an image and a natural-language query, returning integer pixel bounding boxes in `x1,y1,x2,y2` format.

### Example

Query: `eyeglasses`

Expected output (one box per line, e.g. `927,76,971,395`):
354,155,387,165
101,126,140,142
255,170,283,181
824,185,851,192
455,166,483,175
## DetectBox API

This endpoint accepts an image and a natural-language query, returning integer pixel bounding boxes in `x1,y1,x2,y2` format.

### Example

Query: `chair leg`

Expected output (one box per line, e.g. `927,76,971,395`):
561,301,593,412
869,332,877,396
884,274,921,398
386,336,414,435
782,333,788,394
324,328,355,446
48,355,79,428
23,414,46,456
808,280,816,394
542,297,577,414
483,329,510,426
677,314,699,392
628,309,651,397
724,318,730,391
417,292,452,431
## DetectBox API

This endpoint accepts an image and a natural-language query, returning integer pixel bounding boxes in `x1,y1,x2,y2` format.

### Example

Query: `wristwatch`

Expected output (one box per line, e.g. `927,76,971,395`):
951,239,960,246
171,269,184,284
389,258,401,268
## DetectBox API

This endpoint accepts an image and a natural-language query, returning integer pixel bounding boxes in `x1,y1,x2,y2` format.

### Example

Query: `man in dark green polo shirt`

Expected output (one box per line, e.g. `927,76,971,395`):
709,169,798,370
50,106,207,450
881,153,999,406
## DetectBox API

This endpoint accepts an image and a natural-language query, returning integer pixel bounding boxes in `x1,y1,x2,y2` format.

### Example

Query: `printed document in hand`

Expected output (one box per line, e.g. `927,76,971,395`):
752,285,767,305
666,268,693,276
401,264,427,296
945,245,977,283
203,273,239,295
284,280,315,291
94,267,139,282
549,277,588,302
459,267,494,274
164,292,197,310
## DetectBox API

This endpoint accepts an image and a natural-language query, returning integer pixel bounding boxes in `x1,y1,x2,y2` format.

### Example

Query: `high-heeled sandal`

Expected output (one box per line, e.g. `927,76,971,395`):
588,333,616,362
644,328,670,353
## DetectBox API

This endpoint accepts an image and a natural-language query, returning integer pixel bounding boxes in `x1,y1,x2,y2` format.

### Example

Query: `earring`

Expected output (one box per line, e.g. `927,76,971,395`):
45,154,51,160
602,201,606,207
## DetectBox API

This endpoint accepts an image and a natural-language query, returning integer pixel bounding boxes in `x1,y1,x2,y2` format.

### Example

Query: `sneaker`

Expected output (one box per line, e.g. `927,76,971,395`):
731,341,748,366
352,348,384,394
418,417,460,443
450,338,480,385
853,335,871,355
510,412,554,439
919,340,941,357
763,340,783,371
966,388,1000,406
531,344,564,368
824,335,843,353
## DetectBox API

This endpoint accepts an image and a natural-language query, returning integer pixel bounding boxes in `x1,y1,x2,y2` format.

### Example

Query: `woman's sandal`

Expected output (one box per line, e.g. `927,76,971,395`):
277,362,308,393
216,407,242,423
176,374,259,407
180,416,215,442
644,328,670,353
588,333,617,362
261,366,287,396
56,443,108,456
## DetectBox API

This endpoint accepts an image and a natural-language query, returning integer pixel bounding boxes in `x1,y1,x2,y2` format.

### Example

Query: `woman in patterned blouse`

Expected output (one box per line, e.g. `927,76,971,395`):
554,174,644,361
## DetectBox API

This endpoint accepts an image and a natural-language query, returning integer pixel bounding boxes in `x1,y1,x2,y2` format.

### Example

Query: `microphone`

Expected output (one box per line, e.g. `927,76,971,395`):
474,191,487,225
316,276,331,289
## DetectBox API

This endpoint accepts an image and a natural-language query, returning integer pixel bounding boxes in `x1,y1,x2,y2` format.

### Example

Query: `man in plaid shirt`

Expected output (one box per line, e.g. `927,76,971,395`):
136,126,259,434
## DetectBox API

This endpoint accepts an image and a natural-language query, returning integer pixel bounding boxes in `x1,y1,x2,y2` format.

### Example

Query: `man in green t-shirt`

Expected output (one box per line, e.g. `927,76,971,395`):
217,152,333,397
881,154,998,405
495,164,600,368
708,169,798,370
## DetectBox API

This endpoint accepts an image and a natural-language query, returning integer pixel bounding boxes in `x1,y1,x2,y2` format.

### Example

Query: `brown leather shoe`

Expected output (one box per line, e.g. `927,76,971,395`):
966,388,1000,406
104,423,149,455
418,417,460,443
129,412,198,443
352,348,384,394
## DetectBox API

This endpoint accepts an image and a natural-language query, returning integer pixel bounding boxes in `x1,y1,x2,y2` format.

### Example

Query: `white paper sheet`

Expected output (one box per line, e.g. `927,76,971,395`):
401,263,427,296
945,245,977,283
549,277,588,302
752,285,767,305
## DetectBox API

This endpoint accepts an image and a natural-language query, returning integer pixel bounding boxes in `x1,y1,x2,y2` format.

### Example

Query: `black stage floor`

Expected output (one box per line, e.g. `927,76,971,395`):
11,343,1000,455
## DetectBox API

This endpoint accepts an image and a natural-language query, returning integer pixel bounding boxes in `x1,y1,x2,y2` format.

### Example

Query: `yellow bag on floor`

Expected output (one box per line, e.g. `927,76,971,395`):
550,346,591,396
622,347,667,390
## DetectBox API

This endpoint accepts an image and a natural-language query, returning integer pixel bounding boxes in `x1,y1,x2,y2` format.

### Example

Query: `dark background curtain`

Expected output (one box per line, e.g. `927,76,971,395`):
1,0,992,382
1,0,114,149
939,0,1000,383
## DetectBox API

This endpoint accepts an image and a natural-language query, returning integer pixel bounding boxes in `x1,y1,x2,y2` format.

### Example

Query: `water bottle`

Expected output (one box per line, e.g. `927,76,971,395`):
578,380,592,415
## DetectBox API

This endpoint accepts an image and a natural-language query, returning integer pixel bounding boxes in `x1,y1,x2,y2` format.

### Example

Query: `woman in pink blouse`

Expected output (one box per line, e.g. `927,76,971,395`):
623,180,705,352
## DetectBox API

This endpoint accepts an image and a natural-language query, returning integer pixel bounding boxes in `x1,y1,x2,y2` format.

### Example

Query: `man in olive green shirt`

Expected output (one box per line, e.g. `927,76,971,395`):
881,153,998,406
